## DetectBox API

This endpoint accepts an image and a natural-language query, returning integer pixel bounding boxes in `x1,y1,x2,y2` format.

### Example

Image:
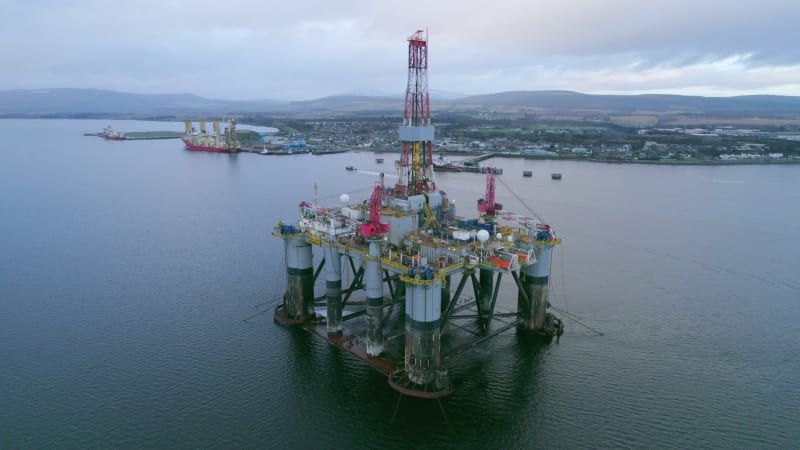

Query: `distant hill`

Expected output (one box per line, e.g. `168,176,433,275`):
2,88,800,120
284,95,402,114
0,88,284,115
452,90,800,116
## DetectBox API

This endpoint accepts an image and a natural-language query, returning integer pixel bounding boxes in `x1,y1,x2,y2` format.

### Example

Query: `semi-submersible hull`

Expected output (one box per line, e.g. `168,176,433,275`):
274,209,564,397
272,30,564,399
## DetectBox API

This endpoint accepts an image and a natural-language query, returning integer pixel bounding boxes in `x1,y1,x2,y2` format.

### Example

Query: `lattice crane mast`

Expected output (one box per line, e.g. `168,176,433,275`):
477,167,500,216
360,175,390,236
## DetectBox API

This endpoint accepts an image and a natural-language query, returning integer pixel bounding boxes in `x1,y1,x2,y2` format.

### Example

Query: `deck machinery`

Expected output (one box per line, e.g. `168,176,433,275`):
273,30,563,398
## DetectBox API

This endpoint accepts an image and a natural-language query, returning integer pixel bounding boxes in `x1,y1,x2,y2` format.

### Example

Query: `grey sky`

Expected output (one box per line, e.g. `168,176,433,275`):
2,0,798,100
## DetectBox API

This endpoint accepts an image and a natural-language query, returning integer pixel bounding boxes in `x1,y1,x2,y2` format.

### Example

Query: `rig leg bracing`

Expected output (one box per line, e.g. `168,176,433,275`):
478,268,494,332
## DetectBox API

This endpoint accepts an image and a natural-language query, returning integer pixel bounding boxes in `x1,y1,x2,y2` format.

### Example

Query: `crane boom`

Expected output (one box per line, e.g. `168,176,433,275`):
360,175,390,236
477,167,499,216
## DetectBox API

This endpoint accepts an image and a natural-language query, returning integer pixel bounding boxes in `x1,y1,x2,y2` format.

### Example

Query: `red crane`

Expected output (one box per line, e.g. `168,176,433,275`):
477,167,500,216
360,177,390,236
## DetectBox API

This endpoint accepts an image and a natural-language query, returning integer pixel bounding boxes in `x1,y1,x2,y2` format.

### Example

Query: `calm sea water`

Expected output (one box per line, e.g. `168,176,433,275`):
1,119,798,448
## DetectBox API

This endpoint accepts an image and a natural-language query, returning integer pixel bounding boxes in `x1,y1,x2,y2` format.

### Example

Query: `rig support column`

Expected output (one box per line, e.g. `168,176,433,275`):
479,268,494,325
285,237,315,320
519,243,554,332
365,239,384,356
441,275,451,317
404,278,444,386
325,241,343,335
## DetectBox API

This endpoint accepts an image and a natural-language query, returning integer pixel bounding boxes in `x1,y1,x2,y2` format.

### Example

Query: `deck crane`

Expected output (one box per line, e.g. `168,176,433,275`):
360,174,390,236
477,167,501,216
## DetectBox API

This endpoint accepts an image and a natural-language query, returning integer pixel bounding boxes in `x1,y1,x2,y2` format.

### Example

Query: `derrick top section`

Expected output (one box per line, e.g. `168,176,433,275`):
404,29,430,123
407,30,428,68
408,29,427,43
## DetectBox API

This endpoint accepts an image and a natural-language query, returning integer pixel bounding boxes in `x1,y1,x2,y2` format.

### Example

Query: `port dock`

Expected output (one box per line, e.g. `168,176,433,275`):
457,153,504,174
85,130,184,140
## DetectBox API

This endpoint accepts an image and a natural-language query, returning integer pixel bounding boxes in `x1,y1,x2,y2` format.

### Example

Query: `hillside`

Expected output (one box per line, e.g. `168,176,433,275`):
0,88,284,115
453,91,800,116
2,88,800,124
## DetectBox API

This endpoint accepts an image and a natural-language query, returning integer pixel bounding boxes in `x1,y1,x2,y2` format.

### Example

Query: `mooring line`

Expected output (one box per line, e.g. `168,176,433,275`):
391,394,402,422
437,399,449,425
243,307,273,323
548,305,604,336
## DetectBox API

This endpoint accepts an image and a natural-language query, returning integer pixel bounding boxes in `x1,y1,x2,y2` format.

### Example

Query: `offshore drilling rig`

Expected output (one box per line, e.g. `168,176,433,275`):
273,30,563,398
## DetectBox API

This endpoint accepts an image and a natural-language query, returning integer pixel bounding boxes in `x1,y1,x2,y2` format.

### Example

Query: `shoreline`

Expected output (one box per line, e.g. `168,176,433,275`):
439,151,800,166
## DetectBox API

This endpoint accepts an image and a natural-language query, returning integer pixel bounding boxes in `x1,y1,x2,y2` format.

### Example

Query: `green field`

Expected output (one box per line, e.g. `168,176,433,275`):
530,125,609,131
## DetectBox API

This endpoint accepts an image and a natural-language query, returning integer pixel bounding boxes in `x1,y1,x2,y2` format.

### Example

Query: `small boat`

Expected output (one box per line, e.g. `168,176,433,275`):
523,171,532,177
551,173,562,180
433,154,465,172
346,166,357,171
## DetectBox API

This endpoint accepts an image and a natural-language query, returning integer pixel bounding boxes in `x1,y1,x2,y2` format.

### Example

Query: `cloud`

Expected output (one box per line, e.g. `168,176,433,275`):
1,0,799,99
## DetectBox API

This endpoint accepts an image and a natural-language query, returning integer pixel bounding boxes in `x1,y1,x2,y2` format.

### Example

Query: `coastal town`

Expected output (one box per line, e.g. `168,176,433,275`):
239,114,800,163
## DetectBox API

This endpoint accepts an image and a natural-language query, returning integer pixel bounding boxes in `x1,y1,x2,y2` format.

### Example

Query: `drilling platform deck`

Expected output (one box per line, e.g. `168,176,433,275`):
273,30,563,399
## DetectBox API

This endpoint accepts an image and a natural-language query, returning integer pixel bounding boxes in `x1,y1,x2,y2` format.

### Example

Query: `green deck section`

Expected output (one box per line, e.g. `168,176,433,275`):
123,131,185,139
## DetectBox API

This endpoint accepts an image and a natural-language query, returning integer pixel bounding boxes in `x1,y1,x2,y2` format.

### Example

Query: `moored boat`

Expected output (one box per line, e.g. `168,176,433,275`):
183,119,241,153
102,126,126,140
433,154,465,172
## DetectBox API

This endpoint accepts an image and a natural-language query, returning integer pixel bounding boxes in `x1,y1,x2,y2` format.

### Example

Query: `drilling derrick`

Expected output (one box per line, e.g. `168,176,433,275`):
395,30,436,196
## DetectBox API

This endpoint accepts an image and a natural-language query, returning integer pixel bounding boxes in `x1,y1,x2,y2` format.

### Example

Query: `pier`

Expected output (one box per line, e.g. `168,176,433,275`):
84,131,184,140
457,152,504,174
458,152,498,166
